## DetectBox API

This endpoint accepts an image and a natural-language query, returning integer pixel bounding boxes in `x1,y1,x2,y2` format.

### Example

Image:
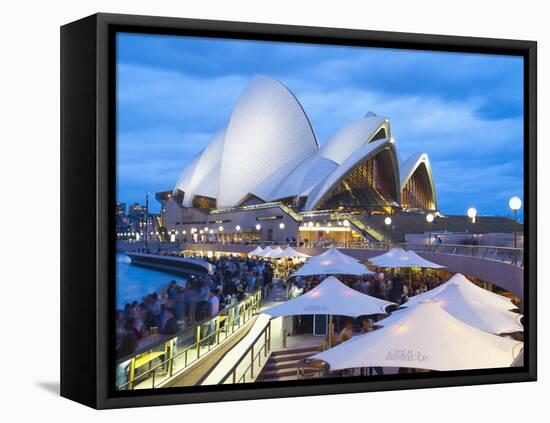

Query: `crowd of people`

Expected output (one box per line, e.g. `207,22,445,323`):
289,271,445,307
117,248,446,363
116,255,274,358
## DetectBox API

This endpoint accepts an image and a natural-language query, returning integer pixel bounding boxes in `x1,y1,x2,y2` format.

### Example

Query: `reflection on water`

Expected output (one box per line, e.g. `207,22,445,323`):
116,253,187,308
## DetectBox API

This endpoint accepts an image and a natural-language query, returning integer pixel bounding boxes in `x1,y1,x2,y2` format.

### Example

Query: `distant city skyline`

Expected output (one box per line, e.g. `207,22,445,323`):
116,33,524,218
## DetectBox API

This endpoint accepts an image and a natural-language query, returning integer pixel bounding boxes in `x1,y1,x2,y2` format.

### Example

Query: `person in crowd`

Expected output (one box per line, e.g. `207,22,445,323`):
209,288,220,316
246,272,256,292
148,292,161,328
117,320,138,358
162,308,179,335
173,288,187,322
167,280,178,300
339,320,354,343
361,318,384,376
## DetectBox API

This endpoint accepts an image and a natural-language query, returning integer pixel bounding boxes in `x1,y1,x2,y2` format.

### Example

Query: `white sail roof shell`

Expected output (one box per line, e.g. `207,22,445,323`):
217,75,318,207
249,154,312,201
182,127,226,206
170,74,437,213
319,116,389,165
173,151,202,204
400,152,437,209
267,154,338,201
305,140,398,211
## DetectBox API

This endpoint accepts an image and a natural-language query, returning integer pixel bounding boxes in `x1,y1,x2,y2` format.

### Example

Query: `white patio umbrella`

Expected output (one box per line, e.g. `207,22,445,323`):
272,246,311,259
403,273,516,311
263,276,395,318
312,300,523,371
378,282,523,335
430,282,523,334
368,248,445,292
257,246,273,257
291,247,375,277
369,248,445,269
368,247,408,266
264,246,284,258
248,246,265,257
406,250,447,268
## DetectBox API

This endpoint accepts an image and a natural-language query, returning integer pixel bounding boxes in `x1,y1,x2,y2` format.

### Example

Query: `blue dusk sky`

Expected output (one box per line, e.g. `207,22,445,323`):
116,32,524,218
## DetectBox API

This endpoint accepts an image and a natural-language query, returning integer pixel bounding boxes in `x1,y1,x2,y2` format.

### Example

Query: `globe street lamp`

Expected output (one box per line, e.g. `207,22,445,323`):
509,196,522,248
467,207,477,224
426,213,434,245
279,222,285,243
342,219,350,246
255,223,261,242
384,216,392,248
234,225,241,244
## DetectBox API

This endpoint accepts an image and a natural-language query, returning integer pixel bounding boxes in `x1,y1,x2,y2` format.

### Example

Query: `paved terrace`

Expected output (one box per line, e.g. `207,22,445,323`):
173,242,525,302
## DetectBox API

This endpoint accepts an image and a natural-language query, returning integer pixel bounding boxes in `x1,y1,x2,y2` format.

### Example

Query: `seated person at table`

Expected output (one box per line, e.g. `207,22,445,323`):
339,320,354,343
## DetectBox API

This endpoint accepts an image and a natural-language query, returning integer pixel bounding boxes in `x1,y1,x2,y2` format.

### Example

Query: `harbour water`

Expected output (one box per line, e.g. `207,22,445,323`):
116,253,188,308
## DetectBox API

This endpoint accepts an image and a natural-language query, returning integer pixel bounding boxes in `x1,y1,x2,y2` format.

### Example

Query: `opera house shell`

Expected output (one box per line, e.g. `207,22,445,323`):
173,75,437,213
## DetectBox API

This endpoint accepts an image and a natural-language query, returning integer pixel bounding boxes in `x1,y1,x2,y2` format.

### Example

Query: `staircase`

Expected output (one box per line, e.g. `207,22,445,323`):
257,346,321,382
340,213,385,243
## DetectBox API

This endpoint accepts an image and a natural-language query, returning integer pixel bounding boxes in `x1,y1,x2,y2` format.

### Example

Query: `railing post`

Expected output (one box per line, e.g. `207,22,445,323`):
268,321,271,352
128,358,136,390
168,339,174,377
196,325,201,358
250,346,254,379
215,317,221,345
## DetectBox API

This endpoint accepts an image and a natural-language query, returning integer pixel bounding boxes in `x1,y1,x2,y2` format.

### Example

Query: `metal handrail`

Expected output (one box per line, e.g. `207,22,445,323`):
116,289,263,390
324,241,524,267
176,241,524,267
338,212,385,242
210,201,303,222
219,320,272,384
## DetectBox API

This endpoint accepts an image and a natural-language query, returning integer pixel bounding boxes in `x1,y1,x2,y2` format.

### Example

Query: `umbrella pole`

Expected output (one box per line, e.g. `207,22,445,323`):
328,314,333,348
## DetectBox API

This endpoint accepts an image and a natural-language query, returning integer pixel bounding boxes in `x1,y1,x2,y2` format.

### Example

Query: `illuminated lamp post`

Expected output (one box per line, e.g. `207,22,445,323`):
218,226,224,244
279,222,285,243
467,207,477,223
384,216,392,248
426,213,434,245
343,219,350,247
255,224,261,242
509,196,522,248
235,225,241,243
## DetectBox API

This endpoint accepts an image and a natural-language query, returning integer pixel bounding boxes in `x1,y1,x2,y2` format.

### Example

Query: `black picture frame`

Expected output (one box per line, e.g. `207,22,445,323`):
60,12,537,409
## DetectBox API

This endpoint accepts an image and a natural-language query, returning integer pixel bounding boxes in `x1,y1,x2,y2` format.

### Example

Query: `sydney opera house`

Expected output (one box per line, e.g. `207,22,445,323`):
156,75,438,243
